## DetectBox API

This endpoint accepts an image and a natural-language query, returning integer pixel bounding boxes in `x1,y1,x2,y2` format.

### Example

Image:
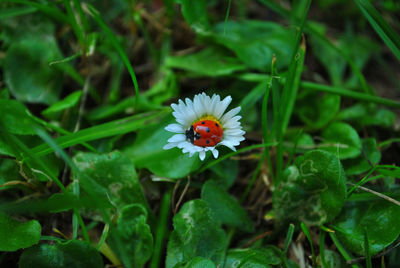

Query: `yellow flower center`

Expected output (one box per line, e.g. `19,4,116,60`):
193,115,222,128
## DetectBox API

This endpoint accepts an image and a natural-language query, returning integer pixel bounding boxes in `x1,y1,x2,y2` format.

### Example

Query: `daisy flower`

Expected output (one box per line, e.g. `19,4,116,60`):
163,92,245,161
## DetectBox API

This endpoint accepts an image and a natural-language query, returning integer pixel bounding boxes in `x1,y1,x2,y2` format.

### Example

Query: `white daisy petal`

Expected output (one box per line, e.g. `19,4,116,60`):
163,143,178,150
221,107,241,124
165,124,184,133
212,148,219,158
224,129,245,136
168,134,186,143
199,150,206,161
214,95,232,119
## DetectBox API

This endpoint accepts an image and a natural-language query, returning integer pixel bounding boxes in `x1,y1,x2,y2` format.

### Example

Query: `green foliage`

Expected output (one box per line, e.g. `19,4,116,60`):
19,240,103,268
108,204,153,268
208,21,294,71
273,150,347,225
321,122,362,159
4,37,63,104
42,91,82,119
225,247,281,267
0,213,41,252
166,200,227,268
73,151,149,211
332,200,400,255
297,93,340,129
1,0,399,267
201,180,254,232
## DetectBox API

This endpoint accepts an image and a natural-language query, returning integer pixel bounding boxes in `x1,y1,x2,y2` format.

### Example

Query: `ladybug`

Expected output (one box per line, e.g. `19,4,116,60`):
185,120,223,147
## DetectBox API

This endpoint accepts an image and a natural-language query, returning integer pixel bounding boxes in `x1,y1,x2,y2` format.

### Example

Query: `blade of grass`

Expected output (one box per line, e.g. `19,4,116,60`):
31,110,167,157
354,0,400,62
329,232,361,268
301,81,400,108
319,229,328,268
197,142,276,173
258,0,373,94
87,4,140,106
301,222,316,267
63,0,85,45
364,230,372,268
5,0,70,24
0,6,37,19
282,223,295,268
150,189,171,268
276,0,309,183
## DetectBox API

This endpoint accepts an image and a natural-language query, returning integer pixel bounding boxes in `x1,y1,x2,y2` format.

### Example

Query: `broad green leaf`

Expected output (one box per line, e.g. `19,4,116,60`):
321,122,362,159
0,213,41,252
0,99,35,135
0,89,10,99
224,247,281,267
19,240,103,268
309,22,379,86
124,114,202,179
297,93,340,129
175,0,210,32
108,204,153,268
4,37,63,105
166,200,227,268
208,21,294,71
0,136,14,156
337,103,395,128
332,200,400,255
201,180,253,232
273,150,346,226
174,257,216,268
343,138,381,175
73,151,149,211
42,91,82,119
0,159,20,185
208,158,238,189
165,48,246,77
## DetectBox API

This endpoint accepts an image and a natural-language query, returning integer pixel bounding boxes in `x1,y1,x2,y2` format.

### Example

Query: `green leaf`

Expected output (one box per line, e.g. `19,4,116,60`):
4,37,63,105
0,212,41,252
273,150,347,226
19,240,103,268
208,21,294,71
174,257,216,268
208,158,238,190
165,47,246,77
42,91,82,119
337,103,395,128
321,122,362,159
201,180,253,232
108,204,153,268
73,151,149,211
343,138,381,175
0,159,20,185
0,99,35,135
298,93,340,129
124,114,202,179
224,247,281,267
166,200,227,268
175,0,210,32
332,200,400,255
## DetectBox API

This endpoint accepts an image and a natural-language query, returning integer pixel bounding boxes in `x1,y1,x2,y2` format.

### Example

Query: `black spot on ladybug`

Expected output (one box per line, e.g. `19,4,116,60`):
201,121,205,124
206,127,210,133
186,125,195,144
195,133,201,140
215,123,219,127
206,139,210,144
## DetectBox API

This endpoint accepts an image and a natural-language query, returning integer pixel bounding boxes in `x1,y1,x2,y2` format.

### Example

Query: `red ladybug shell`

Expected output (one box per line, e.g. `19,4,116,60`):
191,120,223,147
